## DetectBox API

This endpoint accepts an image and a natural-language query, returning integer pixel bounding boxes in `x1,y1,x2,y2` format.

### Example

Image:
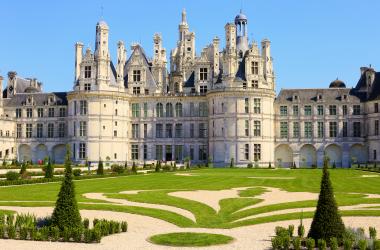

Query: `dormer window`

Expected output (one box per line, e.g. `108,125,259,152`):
84,83,91,91
84,66,91,79
294,95,298,101
133,87,141,95
251,61,259,75
318,95,322,100
133,70,141,82
200,68,208,81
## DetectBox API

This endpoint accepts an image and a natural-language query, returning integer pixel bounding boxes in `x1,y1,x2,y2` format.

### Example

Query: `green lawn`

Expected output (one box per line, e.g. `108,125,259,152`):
0,168,379,229
149,232,234,247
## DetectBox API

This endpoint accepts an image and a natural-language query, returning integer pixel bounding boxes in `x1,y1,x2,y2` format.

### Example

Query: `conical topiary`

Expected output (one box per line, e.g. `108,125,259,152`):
132,161,137,174
51,145,82,230
308,165,345,241
97,158,104,175
44,158,54,178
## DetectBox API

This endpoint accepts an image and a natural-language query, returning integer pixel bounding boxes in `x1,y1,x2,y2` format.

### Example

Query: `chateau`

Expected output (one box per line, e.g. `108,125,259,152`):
0,10,379,167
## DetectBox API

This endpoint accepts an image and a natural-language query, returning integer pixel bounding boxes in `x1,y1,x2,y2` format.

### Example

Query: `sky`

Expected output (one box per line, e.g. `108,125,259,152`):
1,0,379,93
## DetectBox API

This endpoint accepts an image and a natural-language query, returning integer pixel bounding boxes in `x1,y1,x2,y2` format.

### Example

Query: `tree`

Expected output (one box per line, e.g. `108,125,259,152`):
44,158,54,178
51,144,82,231
97,158,104,175
308,165,345,242
155,161,161,172
230,158,234,168
131,161,137,174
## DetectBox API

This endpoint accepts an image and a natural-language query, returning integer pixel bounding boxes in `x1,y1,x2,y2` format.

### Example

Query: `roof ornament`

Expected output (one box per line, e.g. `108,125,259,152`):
182,8,187,24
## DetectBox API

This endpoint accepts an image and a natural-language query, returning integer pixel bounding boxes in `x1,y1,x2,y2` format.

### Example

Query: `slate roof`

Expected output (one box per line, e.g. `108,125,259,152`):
351,69,380,101
184,71,195,88
4,92,68,107
235,56,246,81
276,88,360,103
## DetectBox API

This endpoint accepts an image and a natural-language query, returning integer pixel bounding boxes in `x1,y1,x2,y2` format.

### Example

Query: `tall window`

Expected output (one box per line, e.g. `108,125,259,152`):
244,98,249,113
48,108,55,117
16,108,22,118
132,124,139,138
280,122,288,138
293,122,299,138
166,103,173,117
156,145,163,160
59,108,66,117
317,105,324,116
254,144,261,161
318,122,324,138
133,87,140,94
254,121,261,136
58,123,65,138
175,124,183,138
132,103,140,118
199,123,207,138
156,103,164,117
343,122,348,137
48,123,54,138
293,105,299,116
165,124,172,138
131,145,139,160
37,124,43,138
143,124,147,138
79,143,86,159
342,105,348,116
16,124,22,138
304,122,312,138
190,123,194,138
174,103,183,117
353,122,361,137
329,105,337,115
244,144,249,160
199,145,207,161
143,103,148,117
84,66,91,78
27,108,33,118
199,102,208,116
200,85,207,94
329,122,337,137
254,98,261,114
353,105,361,115
280,106,288,116
251,61,258,75
200,68,208,81
80,100,87,115
304,105,312,116
375,103,379,113
37,108,44,118
133,70,141,82
79,121,87,137
26,124,32,138
375,120,379,136
245,120,249,136
175,145,183,161
143,144,148,160
189,102,195,117
156,124,163,138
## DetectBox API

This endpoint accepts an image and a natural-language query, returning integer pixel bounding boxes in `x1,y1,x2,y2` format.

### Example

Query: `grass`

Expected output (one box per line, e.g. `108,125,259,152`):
149,232,234,247
0,168,379,229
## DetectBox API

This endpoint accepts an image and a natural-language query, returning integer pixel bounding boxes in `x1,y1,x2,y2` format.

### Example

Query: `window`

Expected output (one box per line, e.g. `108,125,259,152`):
304,105,312,116
375,120,379,136
245,120,249,136
318,122,324,138
317,105,324,116
254,98,261,114
132,103,140,118
199,123,207,138
37,108,43,118
156,103,164,117
375,103,379,113
73,121,76,137
131,145,139,160
343,122,348,137
175,124,183,138
244,144,249,160
156,145,163,160
175,145,183,161
199,145,207,161
156,124,163,138
166,103,173,117
254,144,261,161
84,83,91,91
133,87,140,94
16,108,22,118
353,122,361,137
115,109,118,116
16,124,22,138
174,103,183,117
189,145,194,160
280,122,288,138
251,80,258,89
132,124,139,138
165,124,172,138
190,123,194,138
58,123,65,137
243,82,247,89
79,121,87,137
59,108,66,117
251,61,259,75
143,124,147,138
293,105,299,116
304,122,313,138
342,105,348,116
27,108,33,118
74,101,77,116
143,144,148,160
80,100,87,115
79,143,86,159
84,66,91,78
353,105,361,115
244,98,249,113
113,130,117,137
374,150,377,160
26,124,32,138
48,124,54,138
143,103,148,117
290,122,298,138
200,68,208,81
329,105,337,115
199,102,208,117
254,121,261,136
189,103,195,117
280,106,288,116
133,70,141,82
200,85,207,94
329,122,337,137
47,107,54,117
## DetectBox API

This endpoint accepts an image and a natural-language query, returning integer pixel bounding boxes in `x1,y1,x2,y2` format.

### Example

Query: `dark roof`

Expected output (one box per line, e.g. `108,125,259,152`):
184,71,195,88
329,79,346,88
351,68,380,101
276,88,360,103
235,57,246,81
4,92,68,107
368,72,380,100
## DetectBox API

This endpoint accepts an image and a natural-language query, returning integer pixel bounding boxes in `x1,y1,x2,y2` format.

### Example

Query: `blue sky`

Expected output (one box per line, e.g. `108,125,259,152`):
1,0,379,92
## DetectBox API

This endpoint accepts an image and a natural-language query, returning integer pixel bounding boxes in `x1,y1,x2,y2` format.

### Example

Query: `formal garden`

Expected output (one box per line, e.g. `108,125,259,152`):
0,151,379,248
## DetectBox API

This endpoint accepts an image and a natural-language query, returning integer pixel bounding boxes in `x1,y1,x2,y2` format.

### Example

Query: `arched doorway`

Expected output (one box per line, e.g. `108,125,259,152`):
300,144,317,167
350,144,367,164
52,144,66,164
19,144,31,162
325,144,342,167
274,144,293,168
35,144,48,162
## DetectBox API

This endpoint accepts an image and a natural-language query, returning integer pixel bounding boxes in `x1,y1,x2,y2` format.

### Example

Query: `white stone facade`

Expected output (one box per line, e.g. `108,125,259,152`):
1,11,379,167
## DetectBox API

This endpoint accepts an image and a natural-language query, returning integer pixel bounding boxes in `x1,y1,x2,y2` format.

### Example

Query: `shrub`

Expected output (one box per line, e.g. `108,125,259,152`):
121,221,127,232
72,227,82,242
7,214,14,226
51,226,60,241
271,236,282,250
306,238,315,250
5,171,19,181
247,163,253,168
318,239,327,250
97,159,104,175
44,159,54,178
330,237,338,250
19,163,27,175
288,224,294,237
20,226,28,240
93,218,99,227
84,229,92,243
73,169,81,177
173,162,177,171
293,237,301,250
308,165,345,241
62,227,70,241
343,237,353,250
358,239,367,250
230,158,234,168
83,218,89,229
92,227,101,243
111,164,124,174
155,161,161,172
0,225,4,239
298,224,305,237
282,235,290,249
370,226,377,239
8,225,16,239
131,162,137,174
374,240,380,250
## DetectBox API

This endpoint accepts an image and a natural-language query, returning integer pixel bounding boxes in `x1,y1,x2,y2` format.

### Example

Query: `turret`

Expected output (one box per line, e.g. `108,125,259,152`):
7,71,17,97
213,37,220,77
74,42,84,82
117,40,127,87
235,10,249,58
95,20,110,86
179,9,189,41
261,39,274,88
224,23,237,78
153,34,163,62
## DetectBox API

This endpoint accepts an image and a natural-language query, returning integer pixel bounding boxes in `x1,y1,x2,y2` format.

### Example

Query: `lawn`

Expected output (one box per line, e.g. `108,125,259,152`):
0,168,379,229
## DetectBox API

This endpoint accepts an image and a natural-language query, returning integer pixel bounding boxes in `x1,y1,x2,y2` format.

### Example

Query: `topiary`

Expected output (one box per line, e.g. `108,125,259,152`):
230,158,234,168
97,159,104,175
51,226,60,241
5,171,19,181
271,236,282,250
247,163,253,168
308,164,345,242
330,237,338,250
111,164,124,174
155,161,161,172
51,144,82,231
306,238,315,250
91,227,101,243
121,221,127,232
370,226,377,239
318,239,327,250
73,168,81,177
293,237,301,250
83,218,89,229
44,159,54,179
288,224,294,237
131,162,137,174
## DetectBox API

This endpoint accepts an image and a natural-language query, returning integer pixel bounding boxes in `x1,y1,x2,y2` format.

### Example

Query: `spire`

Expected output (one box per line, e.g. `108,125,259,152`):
182,8,187,24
